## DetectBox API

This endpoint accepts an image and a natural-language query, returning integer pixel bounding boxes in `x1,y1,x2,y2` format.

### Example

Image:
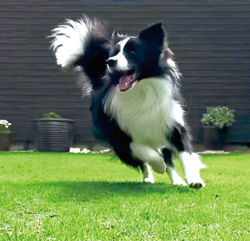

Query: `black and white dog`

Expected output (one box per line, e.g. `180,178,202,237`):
50,16,205,188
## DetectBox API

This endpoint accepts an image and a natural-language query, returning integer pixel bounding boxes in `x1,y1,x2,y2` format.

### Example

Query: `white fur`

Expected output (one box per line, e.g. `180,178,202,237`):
107,38,130,71
166,166,187,186
118,38,130,49
50,17,92,68
130,143,166,174
142,163,154,183
104,76,184,148
50,16,206,187
179,152,206,187
74,66,92,97
104,76,186,173
165,59,182,82
172,101,185,127
112,31,125,39
166,59,176,68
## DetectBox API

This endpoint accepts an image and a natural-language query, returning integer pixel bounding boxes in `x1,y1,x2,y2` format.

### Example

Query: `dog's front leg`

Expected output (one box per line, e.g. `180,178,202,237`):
141,163,155,183
170,126,206,188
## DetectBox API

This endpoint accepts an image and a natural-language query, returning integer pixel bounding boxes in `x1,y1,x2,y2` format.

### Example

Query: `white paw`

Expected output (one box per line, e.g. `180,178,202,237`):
143,177,155,183
142,163,154,183
187,177,205,188
179,152,206,188
173,177,187,186
185,168,205,188
166,166,187,186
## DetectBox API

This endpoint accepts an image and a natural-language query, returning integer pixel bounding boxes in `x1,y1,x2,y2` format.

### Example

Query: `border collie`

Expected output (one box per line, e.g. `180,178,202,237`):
50,16,205,188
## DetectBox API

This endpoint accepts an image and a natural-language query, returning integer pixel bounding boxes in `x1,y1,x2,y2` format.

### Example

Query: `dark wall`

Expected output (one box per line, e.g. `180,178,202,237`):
0,0,250,145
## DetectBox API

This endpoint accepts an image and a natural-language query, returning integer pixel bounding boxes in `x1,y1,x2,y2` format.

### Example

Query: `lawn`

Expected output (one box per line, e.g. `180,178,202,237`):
0,152,249,241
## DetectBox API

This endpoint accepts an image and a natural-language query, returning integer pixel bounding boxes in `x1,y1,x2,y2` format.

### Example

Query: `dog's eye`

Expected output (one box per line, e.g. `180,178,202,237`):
130,48,136,54
125,41,137,54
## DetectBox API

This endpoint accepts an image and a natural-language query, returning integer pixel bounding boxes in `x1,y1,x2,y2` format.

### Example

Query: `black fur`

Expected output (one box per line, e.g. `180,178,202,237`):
91,87,144,168
169,125,192,154
50,16,205,188
75,37,110,89
76,21,191,168
52,18,192,170
162,148,174,167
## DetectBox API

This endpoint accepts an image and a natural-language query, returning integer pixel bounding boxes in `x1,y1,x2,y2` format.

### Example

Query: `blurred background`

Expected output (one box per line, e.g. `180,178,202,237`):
0,0,249,151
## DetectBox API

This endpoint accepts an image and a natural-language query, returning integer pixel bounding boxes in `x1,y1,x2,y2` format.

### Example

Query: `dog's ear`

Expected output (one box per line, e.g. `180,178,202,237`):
139,23,164,46
162,47,174,58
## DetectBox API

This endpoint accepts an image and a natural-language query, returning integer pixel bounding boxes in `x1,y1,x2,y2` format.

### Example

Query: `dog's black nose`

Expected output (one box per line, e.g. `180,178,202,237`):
107,59,117,68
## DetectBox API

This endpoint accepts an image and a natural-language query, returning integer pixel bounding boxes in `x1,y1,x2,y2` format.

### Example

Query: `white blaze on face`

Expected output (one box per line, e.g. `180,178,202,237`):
108,38,131,71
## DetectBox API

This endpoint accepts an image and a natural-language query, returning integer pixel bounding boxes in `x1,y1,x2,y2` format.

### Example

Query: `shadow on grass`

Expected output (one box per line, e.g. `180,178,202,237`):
22,181,193,202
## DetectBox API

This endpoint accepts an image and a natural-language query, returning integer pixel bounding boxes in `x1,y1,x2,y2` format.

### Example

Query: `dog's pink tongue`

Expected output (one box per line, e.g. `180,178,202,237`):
118,74,133,91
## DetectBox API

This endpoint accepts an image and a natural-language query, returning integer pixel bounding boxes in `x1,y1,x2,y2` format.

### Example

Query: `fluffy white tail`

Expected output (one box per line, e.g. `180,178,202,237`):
50,15,113,91
50,16,92,68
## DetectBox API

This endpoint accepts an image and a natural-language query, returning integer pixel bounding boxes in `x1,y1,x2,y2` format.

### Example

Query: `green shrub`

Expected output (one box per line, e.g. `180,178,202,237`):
43,112,61,119
0,120,11,132
201,106,235,129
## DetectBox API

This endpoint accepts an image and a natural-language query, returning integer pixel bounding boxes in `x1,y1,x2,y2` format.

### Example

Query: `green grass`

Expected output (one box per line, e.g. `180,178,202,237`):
0,152,249,241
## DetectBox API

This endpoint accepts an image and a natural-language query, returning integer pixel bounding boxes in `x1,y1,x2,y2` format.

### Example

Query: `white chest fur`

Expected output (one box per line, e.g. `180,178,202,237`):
104,77,179,149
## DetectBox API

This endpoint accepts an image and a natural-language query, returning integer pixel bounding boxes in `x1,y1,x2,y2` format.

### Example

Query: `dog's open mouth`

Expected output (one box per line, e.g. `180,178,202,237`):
118,70,137,91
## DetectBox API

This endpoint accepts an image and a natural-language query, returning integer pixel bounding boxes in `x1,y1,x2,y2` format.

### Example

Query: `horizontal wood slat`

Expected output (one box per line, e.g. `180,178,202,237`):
0,5,250,12
0,0,249,6
1,12,250,19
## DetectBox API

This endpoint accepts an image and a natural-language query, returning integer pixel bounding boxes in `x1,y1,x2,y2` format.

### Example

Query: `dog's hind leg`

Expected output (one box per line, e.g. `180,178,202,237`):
162,148,186,186
111,140,154,183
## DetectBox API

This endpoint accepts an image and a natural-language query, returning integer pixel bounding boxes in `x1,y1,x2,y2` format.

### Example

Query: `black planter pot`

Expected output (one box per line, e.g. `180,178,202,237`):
203,126,229,150
35,119,75,152
0,131,12,151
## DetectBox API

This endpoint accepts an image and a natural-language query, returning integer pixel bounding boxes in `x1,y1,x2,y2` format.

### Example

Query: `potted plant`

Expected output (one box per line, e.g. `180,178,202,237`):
35,112,75,152
201,106,235,150
0,119,12,151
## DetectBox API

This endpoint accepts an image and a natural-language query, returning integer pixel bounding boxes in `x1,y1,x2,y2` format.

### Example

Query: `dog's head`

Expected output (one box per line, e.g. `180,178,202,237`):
107,23,165,91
